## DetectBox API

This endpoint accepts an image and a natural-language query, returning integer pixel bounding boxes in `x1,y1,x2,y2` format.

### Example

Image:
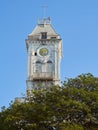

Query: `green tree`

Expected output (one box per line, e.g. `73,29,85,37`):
63,73,98,129
0,73,98,130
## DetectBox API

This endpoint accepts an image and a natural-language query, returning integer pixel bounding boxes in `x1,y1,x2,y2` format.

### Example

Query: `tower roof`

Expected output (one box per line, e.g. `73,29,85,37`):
28,18,60,38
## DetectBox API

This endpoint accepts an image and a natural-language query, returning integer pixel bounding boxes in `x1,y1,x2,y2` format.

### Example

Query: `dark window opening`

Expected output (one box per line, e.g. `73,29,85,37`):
51,37,56,39
36,61,41,64
47,60,52,63
35,52,37,56
41,32,47,39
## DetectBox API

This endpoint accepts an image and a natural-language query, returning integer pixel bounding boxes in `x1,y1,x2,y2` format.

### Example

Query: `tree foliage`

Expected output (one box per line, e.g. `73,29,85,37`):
0,73,98,130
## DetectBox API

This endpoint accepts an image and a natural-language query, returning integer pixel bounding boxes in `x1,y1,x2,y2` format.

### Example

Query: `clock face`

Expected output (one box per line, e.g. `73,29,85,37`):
39,48,48,56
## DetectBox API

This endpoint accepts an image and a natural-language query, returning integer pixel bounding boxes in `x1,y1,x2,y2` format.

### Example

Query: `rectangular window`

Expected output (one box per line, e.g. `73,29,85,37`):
51,37,56,39
41,32,47,39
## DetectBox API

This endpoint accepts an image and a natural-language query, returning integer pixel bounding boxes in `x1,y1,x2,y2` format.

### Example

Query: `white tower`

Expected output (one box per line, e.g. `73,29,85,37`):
26,18,62,96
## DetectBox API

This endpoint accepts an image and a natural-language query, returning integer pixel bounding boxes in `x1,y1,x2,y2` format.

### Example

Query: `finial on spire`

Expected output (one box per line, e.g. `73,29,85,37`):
41,4,48,18
38,2,51,25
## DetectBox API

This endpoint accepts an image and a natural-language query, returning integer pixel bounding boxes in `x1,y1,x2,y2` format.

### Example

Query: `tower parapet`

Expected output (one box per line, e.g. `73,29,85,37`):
38,17,51,25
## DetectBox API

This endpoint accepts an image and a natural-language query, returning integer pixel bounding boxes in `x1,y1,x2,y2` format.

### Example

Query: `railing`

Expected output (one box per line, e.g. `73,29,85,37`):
31,72,54,80
38,18,51,25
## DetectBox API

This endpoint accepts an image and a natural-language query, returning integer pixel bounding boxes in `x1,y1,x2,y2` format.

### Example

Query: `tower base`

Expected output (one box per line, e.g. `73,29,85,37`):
26,79,62,97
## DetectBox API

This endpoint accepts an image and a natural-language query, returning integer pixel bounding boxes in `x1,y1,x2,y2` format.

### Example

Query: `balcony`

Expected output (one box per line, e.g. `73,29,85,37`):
31,72,54,80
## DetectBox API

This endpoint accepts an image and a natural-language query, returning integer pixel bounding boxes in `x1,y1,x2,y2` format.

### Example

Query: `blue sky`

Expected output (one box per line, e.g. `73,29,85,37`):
0,0,98,109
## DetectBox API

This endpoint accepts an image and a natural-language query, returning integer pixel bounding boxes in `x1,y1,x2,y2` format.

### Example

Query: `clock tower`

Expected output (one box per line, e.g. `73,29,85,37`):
26,18,62,97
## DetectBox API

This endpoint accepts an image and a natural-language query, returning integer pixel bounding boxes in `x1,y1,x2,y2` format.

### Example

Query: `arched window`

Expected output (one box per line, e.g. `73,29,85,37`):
34,61,42,73
47,60,52,63
36,61,41,64
47,60,53,73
